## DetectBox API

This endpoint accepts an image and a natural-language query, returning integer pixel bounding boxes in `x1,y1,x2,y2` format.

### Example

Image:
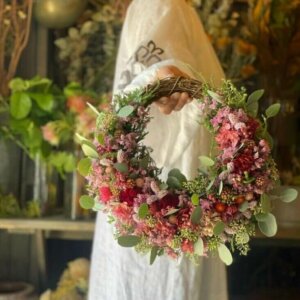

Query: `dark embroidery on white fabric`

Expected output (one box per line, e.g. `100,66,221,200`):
118,40,165,90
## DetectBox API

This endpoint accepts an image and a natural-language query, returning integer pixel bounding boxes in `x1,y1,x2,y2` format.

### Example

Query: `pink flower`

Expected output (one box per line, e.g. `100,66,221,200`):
99,186,113,203
67,95,86,113
41,122,59,146
216,128,240,148
181,239,194,253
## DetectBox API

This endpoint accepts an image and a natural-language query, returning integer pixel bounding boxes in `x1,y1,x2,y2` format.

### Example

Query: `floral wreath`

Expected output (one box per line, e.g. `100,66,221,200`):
78,77,297,265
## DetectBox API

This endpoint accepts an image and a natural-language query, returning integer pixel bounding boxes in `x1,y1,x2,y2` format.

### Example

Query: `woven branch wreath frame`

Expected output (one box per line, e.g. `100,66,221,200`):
78,77,297,265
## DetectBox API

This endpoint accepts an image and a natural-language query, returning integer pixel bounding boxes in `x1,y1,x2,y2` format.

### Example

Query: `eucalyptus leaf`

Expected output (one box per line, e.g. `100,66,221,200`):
167,176,182,189
218,181,224,195
117,105,135,118
191,194,199,206
247,89,264,103
258,213,277,237
139,157,149,169
207,90,223,102
118,235,141,247
159,183,168,190
206,177,216,191
269,187,298,203
168,168,187,183
10,92,32,119
191,206,202,225
255,213,269,222
114,163,128,174
79,195,95,209
265,103,281,118
97,134,105,145
199,156,215,167
87,102,100,115
218,244,233,265
239,201,249,212
194,237,204,256
213,221,225,236
164,208,180,216
77,157,92,176
150,246,159,265
138,203,149,219
261,194,271,213
246,101,259,117
82,141,99,159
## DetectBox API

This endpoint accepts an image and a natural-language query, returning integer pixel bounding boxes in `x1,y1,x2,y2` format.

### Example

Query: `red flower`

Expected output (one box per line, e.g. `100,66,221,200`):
67,95,86,113
99,186,113,203
245,118,259,138
233,153,254,172
120,187,141,206
150,194,179,213
181,239,194,253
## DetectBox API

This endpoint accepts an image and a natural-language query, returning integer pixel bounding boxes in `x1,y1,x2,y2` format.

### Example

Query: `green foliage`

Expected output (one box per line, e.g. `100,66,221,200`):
194,237,204,256
118,235,141,247
79,195,95,210
138,203,149,219
218,244,233,265
191,206,202,225
213,221,225,236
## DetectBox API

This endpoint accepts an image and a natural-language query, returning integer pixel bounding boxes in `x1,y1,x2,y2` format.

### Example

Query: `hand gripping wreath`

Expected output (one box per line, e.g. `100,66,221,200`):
78,77,297,265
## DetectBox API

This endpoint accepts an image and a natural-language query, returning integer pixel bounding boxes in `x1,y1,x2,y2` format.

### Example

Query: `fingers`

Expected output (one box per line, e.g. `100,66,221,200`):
155,92,193,114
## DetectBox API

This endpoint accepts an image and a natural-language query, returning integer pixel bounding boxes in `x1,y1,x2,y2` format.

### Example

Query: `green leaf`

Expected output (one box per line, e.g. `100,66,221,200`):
79,195,95,209
218,181,223,195
10,92,32,119
117,235,141,247
97,134,105,145
168,168,187,183
239,201,249,212
77,157,92,176
64,153,76,173
150,246,159,265
191,194,199,206
191,206,202,225
207,90,223,102
81,141,99,159
213,221,225,236
63,82,82,97
159,183,168,190
199,156,215,167
87,102,101,115
218,244,233,266
194,237,204,256
261,194,271,213
248,89,264,103
30,93,54,111
117,105,135,117
237,232,250,244
164,208,180,216
255,213,269,222
167,176,182,189
265,103,281,118
139,157,149,169
258,213,277,237
206,177,216,191
138,203,149,219
114,163,128,173
246,100,259,117
269,187,298,203
9,78,28,91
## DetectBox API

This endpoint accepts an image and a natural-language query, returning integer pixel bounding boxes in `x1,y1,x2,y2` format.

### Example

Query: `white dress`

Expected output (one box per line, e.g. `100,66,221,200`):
89,1,228,299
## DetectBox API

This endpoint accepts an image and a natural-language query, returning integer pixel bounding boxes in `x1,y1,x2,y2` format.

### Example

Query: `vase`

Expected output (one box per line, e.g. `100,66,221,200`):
34,0,88,29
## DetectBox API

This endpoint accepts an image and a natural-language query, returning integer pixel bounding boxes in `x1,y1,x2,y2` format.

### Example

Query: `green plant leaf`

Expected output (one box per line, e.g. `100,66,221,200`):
9,78,27,91
213,221,225,236
265,103,281,118
81,141,99,159
164,208,180,216
237,232,250,244
168,168,187,183
138,203,149,219
206,177,216,191
246,101,259,117
97,134,105,145
218,181,223,195
199,156,215,167
114,163,128,173
167,176,182,189
218,244,233,266
64,153,76,173
159,183,168,190
258,213,277,237
77,157,92,176
117,235,141,247
191,194,199,206
207,90,223,102
255,213,268,222
117,105,135,117
194,237,204,256
150,246,159,265
247,89,264,103
239,201,249,212
261,194,271,213
191,206,202,225
79,195,95,209
30,93,54,111
87,102,101,115
269,187,298,203
10,92,32,119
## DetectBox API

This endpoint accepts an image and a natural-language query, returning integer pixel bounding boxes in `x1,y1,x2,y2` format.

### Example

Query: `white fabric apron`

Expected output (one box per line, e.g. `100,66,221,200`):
89,1,228,299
